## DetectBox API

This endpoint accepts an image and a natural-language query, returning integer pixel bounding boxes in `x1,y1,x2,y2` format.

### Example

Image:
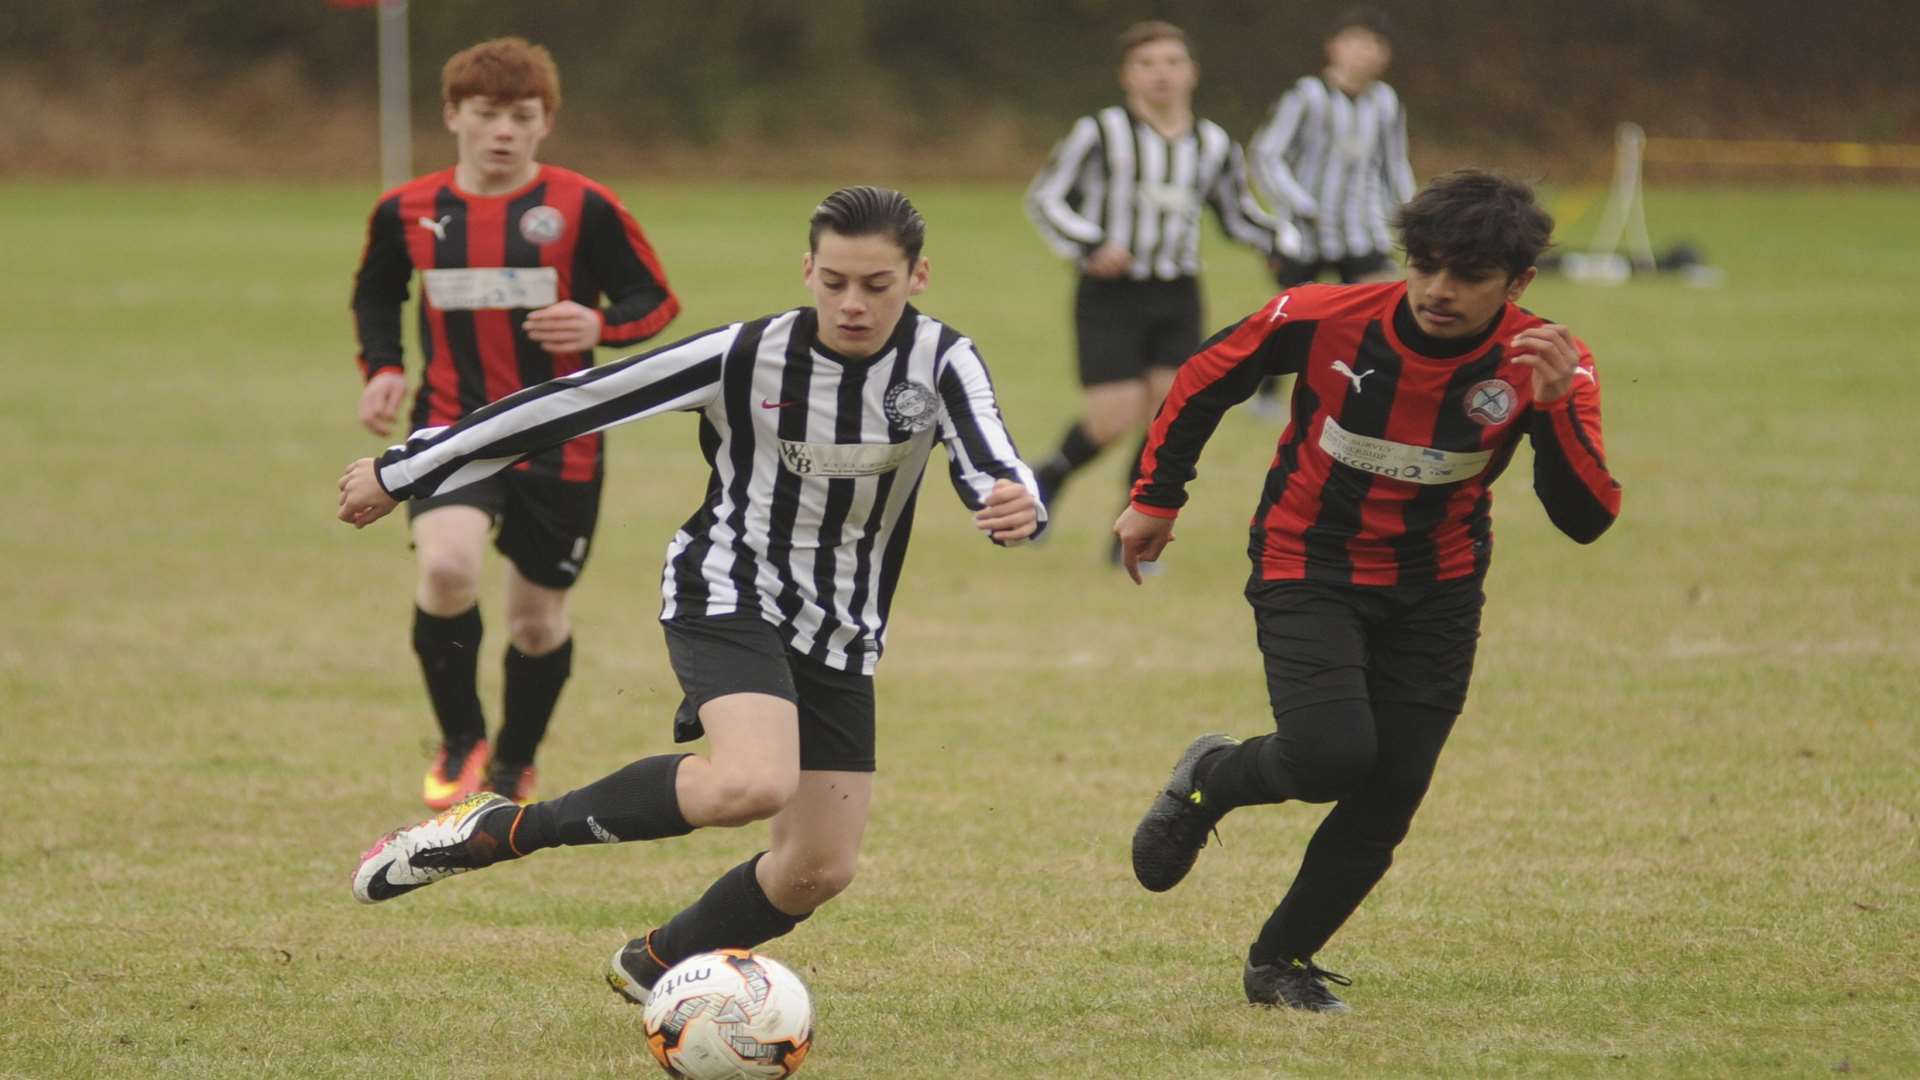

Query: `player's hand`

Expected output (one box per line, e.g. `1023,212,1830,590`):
1510,324,1582,405
974,479,1039,543
523,300,604,354
1112,506,1176,585
1084,244,1133,279
358,370,408,436
337,457,399,529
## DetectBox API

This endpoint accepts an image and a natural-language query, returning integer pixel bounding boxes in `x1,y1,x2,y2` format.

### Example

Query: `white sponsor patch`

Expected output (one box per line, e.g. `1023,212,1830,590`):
1317,416,1492,485
422,266,559,311
777,438,918,478
1139,181,1199,214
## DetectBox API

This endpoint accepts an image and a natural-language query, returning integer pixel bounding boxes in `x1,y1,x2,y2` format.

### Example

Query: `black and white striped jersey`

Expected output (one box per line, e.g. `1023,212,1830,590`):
374,305,1043,675
1249,75,1416,263
1027,105,1293,280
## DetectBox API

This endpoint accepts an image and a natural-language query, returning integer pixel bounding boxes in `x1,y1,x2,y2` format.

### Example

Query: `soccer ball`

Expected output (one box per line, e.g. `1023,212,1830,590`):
643,949,813,1079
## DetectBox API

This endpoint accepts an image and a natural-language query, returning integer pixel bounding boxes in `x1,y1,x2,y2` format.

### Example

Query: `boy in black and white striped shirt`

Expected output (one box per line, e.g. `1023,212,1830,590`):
1250,6,1415,288
340,188,1043,1003
1026,20,1295,557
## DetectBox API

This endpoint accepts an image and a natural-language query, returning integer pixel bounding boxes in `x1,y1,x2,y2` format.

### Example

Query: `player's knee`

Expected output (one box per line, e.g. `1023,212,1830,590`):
772,856,857,909
507,610,569,655
705,768,799,826
417,554,481,610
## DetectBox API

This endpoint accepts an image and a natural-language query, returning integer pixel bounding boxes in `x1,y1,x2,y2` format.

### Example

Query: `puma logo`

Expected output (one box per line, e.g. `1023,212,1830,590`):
1331,360,1376,394
1574,365,1594,381
418,214,453,241
1266,294,1292,324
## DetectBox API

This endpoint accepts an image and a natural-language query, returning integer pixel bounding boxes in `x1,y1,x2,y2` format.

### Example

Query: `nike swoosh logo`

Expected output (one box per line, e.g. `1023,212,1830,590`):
359,858,426,903
761,399,799,409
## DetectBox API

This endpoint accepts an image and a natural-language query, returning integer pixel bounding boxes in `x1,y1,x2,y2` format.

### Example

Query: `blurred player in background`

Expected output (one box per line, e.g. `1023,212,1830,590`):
349,37,678,807
1247,7,1415,415
1026,20,1295,564
340,187,1044,1007
1119,170,1620,1011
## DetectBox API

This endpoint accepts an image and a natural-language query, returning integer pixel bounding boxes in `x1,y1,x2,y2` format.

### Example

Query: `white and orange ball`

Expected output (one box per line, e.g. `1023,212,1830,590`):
643,950,813,1079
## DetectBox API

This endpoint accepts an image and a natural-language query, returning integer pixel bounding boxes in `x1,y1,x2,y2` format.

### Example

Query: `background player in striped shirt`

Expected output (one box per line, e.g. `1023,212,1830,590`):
337,187,1044,1006
1247,8,1416,416
1118,170,1621,1011
349,38,679,808
1026,20,1294,562
1251,7,1415,289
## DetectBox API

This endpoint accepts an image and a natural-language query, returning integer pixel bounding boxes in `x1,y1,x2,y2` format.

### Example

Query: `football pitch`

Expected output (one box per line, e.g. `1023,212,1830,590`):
2,179,1915,1078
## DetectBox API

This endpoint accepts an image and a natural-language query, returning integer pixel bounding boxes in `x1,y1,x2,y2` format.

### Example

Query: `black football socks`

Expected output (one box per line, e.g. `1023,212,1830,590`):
650,853,809,966
482,753,693,858
413,605,485,746
495,638,572,768
1035,421,1103,504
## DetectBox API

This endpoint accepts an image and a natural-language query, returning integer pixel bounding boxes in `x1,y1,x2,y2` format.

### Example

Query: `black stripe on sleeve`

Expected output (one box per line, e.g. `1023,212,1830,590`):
351,194,410,375
1530,404,1617,543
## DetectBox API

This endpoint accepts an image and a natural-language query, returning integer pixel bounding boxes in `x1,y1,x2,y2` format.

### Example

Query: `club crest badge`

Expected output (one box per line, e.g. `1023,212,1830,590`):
884,381,940,432
1464,378,1517,427
518,205,566,246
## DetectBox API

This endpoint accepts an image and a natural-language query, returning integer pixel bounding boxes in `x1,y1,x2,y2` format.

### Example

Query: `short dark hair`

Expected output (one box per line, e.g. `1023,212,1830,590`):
1328,6,1393,44
1395,169,1554,279
808,186,927,264
1116,20,1190,63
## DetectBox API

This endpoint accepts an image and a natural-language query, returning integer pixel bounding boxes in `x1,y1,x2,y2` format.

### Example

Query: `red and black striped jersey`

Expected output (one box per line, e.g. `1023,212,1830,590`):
1132,281,1620,585
349,164,679,483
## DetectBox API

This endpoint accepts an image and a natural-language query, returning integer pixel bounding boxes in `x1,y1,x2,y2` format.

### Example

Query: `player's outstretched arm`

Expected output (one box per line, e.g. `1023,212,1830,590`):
973,479,1038,543
1112,506,1176,585
338,457,398,529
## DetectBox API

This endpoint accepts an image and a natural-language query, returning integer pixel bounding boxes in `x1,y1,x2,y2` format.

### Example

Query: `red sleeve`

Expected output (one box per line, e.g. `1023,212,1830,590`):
580,186,679,347
1130,294,1312,516
1529,343,1621,542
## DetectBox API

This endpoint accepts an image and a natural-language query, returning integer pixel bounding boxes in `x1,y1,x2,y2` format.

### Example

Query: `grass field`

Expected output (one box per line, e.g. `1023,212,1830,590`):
2,179,1916,1078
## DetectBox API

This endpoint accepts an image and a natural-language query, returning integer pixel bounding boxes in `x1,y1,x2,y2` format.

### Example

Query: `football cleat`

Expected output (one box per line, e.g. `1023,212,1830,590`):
483,761,537,803
423,737,490,811
1130,733,1236,892
352,791,514,904
606,931,670,1007
1244,957,1353,1013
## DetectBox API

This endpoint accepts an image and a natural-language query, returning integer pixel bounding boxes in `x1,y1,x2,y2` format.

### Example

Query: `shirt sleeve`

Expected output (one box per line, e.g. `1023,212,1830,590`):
1131,297,1313,517
1377,87,1417,210
375,326,730,500
1025,115,1108,258
579,187,681,347
1249,84,1319,219
1528,347,1621,543
1207,139,1289,258
934,339,1049,544
350,195,412,381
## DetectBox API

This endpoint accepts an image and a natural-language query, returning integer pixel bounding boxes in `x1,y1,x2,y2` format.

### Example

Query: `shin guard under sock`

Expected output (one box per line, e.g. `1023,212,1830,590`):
651,853,809,966
413,605,485,745
496,638,573,765
489,753,693,857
